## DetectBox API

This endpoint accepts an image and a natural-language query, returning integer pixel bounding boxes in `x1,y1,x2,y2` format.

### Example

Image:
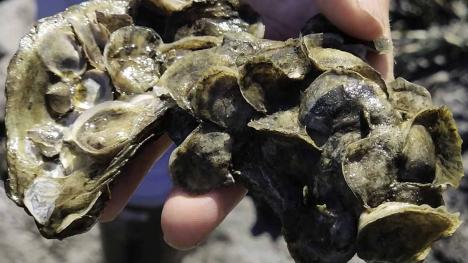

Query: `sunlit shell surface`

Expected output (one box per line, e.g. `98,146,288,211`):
4,1,463,262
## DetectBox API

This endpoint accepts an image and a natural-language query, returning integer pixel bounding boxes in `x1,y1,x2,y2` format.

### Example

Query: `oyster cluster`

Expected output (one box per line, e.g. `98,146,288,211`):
4,0,463,263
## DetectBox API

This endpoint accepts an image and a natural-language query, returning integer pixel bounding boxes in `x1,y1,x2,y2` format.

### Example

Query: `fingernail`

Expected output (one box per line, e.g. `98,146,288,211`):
356,0,385,30
164,235,188,250
163,235,200,251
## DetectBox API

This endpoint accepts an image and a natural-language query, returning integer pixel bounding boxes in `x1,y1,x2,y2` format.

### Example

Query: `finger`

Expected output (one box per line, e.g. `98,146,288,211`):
366,0,394,81
161,183,247,250
316,0,394,81
316,0,386,41
100,134,174,222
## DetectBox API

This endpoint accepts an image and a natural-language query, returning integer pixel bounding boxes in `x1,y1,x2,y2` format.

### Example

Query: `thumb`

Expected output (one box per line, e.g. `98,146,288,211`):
316,0,394,81
315,0,388,41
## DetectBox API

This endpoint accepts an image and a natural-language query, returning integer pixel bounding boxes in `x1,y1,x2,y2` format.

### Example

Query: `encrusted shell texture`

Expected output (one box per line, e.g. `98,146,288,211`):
5,0,262,239
4,1,464,263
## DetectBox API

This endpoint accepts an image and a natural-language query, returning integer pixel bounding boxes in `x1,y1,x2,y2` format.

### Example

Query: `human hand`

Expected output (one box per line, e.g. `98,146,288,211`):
100,0,393,250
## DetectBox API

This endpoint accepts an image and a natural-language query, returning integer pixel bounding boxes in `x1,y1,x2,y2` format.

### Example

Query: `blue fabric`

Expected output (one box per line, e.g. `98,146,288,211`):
127,146,176,208
37,0,84,19
36,0,174,207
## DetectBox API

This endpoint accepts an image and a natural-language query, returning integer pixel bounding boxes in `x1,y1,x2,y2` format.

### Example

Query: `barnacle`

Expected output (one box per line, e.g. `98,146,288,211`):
4,1,463,262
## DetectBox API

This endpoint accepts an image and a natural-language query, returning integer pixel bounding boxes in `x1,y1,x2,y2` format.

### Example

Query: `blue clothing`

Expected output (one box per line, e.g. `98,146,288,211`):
127,146,175,208
37,0,83,18
37,0,174,207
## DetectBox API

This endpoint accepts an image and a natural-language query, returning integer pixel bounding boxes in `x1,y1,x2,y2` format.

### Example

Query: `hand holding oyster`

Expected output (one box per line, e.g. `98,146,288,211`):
4,1,463,263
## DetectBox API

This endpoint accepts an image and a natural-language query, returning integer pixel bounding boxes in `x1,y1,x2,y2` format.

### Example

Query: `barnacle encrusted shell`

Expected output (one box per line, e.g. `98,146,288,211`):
4,1,464,263
5,0,263,238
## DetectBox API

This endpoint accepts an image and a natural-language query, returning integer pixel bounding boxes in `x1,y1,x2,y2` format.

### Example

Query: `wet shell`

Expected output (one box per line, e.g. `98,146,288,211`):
104,25,163,95
5,0,264,239
169,124,235,194
357,203,461,263
46,82,73,115
238,39,311,113
72,69,113,112
4,1,464,263
36,18,87,79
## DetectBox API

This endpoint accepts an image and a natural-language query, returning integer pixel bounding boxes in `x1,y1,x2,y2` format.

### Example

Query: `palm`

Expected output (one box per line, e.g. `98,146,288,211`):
241,0,321,40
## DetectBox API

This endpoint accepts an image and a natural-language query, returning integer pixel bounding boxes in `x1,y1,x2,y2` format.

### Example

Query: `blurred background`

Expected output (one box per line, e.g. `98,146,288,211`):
0,0,467,262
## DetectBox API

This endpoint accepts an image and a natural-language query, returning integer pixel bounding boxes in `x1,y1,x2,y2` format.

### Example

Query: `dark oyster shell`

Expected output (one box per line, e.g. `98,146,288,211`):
169,124,235,194
4,1,464,263
301,14,391,55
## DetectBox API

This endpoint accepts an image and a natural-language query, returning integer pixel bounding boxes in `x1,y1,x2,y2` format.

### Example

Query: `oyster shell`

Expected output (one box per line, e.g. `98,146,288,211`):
103,25,163,95
357,203,461,263
36,18,87,79
64,5,107,70
169,124,235,194
5,0,263,239
46,82,73,115
301,34,387,91
407,107,464,188
79,0,133,48
70,95,168,160
132,0,264,42
159,36,222,71
155,44,258,131
247,109,320,183
388,77,432,117
238,39,312,113
298,69,399,146
27,123,64,158
301,14,391,55
169,0,265,41
73,69,113,112
4,1,464,263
